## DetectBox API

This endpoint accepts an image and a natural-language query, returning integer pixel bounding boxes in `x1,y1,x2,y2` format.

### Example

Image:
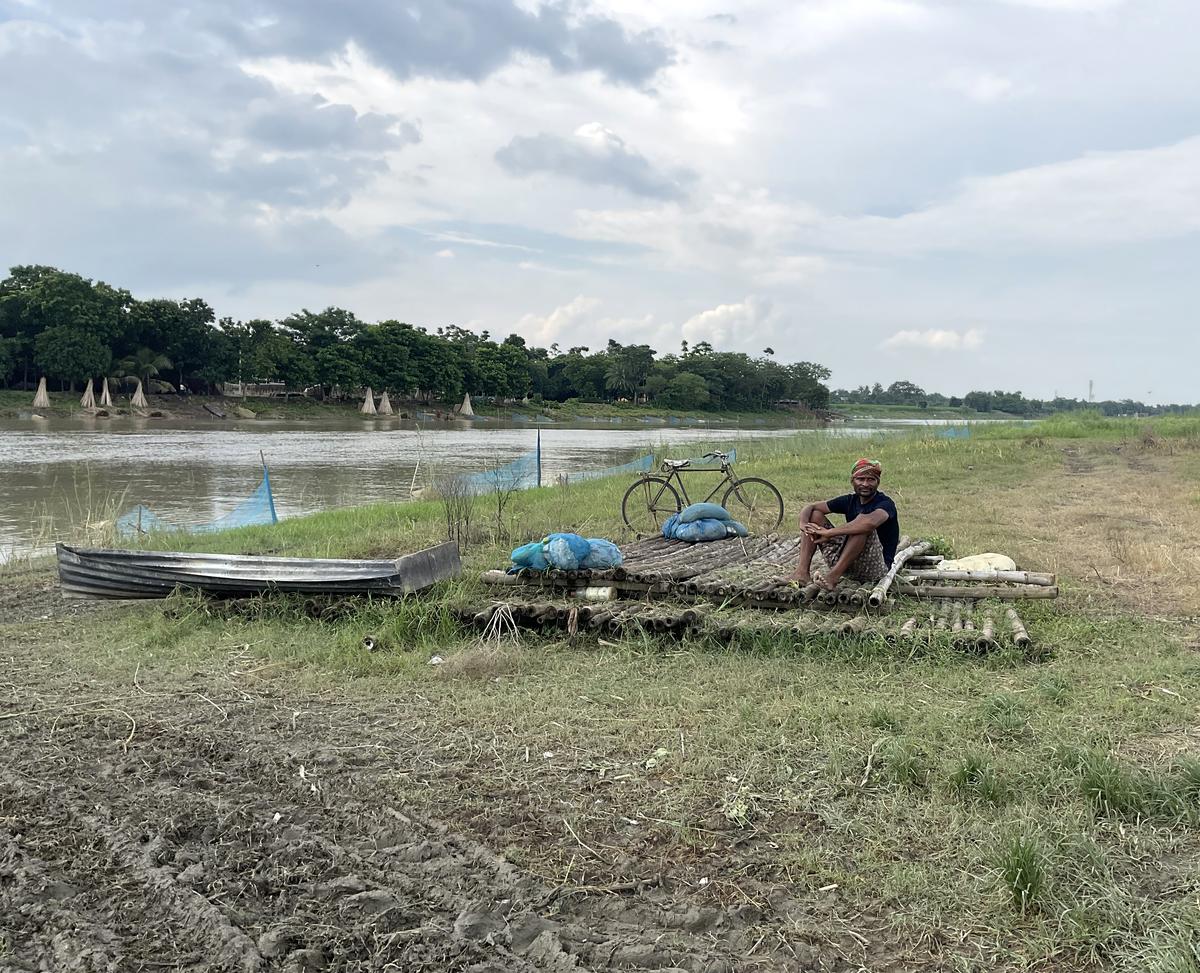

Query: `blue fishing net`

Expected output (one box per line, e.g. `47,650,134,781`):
563,452,654,484
458,448,541,494
116,470,279,536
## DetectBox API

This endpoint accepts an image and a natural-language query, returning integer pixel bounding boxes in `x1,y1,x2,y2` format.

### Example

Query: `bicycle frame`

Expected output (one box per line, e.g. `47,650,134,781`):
657,462,736,506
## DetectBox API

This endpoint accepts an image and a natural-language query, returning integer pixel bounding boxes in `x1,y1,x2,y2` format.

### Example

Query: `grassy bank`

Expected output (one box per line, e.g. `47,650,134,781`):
4,419,1200,970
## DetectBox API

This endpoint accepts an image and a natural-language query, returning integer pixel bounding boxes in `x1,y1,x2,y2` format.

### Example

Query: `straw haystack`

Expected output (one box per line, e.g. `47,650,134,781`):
131,380,148,408
360,387,377,414
377,391,394,415
80,379,96,409
458,392,475,417
32,377,50,408
99,377,113,407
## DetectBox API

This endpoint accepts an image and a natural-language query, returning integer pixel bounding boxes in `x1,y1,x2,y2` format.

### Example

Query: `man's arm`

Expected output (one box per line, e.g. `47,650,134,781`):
804,508,889,540
799,500,832,522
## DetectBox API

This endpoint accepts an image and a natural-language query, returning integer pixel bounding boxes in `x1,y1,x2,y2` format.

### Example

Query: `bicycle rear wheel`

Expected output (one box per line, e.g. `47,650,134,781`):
722,476,784,533
622,476,682,535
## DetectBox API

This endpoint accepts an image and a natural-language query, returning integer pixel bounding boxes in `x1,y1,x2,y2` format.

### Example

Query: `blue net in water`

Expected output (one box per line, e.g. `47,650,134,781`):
116,469,279,536
459,448,541,494
562,452,654,484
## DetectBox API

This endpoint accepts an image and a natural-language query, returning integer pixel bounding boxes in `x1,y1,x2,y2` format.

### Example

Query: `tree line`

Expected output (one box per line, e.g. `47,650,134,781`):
831,381,1193,417
0,266,831,411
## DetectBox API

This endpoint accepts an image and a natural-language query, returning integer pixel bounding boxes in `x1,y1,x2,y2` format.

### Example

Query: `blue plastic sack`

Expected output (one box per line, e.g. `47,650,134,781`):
545,537,581,570
510,540,548,572
725,519,749,537
672,518,730,543
661,512,681,539
545,532,591,561
581,538,623,569
678,502,731,524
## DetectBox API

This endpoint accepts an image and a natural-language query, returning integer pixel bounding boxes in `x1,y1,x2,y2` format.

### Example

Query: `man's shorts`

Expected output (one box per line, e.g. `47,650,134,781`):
811,531,888,583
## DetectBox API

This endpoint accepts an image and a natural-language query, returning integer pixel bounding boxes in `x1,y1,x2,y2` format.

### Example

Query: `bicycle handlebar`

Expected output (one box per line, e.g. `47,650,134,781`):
702,451,729,460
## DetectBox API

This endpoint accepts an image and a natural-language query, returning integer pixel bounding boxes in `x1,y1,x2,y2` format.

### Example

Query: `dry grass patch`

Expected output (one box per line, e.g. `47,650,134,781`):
913,441,1200,614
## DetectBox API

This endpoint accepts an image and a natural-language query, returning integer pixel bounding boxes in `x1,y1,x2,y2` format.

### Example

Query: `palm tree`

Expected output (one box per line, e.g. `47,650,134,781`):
115,347,173,392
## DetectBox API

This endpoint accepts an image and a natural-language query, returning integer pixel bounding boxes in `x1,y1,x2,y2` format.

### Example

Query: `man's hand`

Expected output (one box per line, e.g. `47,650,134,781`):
802,523,832,542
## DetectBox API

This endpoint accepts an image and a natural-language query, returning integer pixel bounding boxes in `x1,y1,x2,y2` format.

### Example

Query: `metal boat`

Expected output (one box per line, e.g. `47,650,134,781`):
56,541,461,600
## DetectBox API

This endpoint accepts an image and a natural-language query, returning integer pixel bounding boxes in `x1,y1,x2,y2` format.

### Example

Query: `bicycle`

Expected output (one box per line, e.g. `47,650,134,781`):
621,450,784,536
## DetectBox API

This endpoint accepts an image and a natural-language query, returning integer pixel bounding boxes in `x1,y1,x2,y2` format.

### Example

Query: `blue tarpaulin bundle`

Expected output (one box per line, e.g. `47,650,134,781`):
510,533,624,572
662,503,748,543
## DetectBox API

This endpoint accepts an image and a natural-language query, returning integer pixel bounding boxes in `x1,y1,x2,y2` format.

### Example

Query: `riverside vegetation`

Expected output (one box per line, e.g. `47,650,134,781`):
2,415,1199,971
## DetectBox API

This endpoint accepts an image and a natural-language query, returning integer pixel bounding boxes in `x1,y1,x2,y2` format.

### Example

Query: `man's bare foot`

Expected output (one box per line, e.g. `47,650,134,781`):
785,572,811,585
817,576,840,591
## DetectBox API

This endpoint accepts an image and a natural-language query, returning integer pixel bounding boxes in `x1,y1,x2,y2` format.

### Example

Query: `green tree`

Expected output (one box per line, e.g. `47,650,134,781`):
35,327,112,389
116,346,173,391
130,298,215,385
659,371,710,409
604,341,655,399
886,380,925,404
358,320,417,393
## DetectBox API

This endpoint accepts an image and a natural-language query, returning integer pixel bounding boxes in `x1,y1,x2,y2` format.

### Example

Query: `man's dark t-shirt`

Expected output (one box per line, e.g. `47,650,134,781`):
826,491,900,566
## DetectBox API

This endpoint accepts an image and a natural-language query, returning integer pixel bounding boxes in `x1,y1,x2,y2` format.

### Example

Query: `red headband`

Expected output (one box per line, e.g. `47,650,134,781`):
851,458,882,478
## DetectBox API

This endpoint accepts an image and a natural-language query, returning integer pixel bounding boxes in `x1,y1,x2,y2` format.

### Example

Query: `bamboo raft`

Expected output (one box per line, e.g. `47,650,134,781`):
481,536,1059,608
453,597,1039,654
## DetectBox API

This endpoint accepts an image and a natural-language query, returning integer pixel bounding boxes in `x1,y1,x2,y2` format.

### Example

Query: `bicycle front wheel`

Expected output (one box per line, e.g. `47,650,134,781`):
622,476,682,535
722,476,784,533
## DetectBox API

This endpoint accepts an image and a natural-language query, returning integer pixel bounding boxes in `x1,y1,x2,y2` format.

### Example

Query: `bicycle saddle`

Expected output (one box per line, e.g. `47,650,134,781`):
663,459,690,468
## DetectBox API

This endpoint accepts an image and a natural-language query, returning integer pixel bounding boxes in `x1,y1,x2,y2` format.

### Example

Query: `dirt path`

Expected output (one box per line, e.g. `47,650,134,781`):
1,637,885,973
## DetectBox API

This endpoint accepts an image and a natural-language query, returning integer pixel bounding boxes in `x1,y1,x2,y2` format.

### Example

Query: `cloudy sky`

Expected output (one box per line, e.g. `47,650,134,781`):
2,0,1197,402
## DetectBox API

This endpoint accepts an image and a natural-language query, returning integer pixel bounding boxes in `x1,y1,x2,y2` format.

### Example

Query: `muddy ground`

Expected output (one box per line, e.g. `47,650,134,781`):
1,579,898,973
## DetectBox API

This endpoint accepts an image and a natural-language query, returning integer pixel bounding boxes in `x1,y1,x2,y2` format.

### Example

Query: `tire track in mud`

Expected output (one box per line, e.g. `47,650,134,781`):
1,707,809,972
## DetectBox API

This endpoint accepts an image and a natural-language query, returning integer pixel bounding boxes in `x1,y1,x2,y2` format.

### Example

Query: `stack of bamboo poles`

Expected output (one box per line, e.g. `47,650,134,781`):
895,551,1057,601
892,600,1034,652
452,597,1035,653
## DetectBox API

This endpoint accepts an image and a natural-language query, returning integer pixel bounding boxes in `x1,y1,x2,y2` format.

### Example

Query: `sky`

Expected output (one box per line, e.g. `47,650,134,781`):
1,0,1197,403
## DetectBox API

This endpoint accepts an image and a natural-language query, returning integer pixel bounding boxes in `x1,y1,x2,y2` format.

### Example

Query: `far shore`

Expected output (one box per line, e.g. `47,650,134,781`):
0,388,1005,425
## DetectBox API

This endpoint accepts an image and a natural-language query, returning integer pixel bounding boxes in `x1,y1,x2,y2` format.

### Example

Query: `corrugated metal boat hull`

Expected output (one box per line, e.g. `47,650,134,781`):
56,542,461,600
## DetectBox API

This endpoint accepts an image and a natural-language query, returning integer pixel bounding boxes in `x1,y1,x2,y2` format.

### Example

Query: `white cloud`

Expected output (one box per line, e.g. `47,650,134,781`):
881,328,984,351
435,248,455,258
514,295,602,345
681,296,778,348
946,70,1025,102
992,0,1126,10
824,135,1200,254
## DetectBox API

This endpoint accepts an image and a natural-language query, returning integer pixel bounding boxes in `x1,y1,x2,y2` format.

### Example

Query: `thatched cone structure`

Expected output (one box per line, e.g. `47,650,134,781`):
377,391,394,415
99,377,113,407
79,379,96,409
32,377,50,408
131,380,148,409
458,392,474,416
360,387,377,414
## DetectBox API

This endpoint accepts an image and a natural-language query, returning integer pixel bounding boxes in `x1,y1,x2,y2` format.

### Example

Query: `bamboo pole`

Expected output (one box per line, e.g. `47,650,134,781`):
836,616,869,636
934,600,950,631
894,583,1058,600
976,615,997,653
868,540,931,607
1006,607,1032,648
799,582,823,603
900,568,1055,586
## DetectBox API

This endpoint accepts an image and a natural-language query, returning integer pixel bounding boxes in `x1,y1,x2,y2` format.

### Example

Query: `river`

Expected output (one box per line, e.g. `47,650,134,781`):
0,413,954,563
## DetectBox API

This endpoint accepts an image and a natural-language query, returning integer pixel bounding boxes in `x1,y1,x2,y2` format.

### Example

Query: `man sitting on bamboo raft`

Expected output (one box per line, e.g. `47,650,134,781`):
787,458,899,591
